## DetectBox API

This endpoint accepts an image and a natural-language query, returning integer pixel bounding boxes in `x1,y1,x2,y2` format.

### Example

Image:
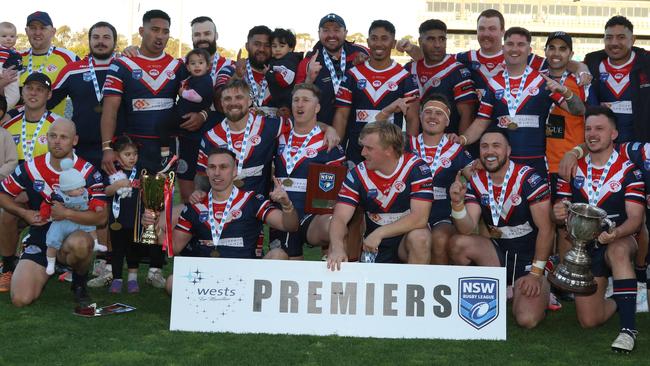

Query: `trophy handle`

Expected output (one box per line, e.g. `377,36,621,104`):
562,200,572,227
602,218,616,234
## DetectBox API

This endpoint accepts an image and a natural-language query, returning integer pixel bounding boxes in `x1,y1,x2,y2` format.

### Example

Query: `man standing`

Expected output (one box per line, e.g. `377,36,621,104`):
0,72,60,292
405,19,476,135
0,119,107,307
190,16,233,88
327,121,433,268
20,11,78,116
584,16,650,143
554,106,645,352
407,94,472,264
296,13,369,125
458,27,585,179
449,129,553,329
49,22,119,171
333,20,419,164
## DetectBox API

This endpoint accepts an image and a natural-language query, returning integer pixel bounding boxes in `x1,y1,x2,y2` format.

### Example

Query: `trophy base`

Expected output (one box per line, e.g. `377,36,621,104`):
548,265,597,295
140,225,158,245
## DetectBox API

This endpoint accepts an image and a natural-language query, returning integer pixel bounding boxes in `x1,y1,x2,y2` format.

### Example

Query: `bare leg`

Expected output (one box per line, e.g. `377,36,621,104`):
430,222,456,265
398,228,432,264
10,259,49,307
512,276,550,329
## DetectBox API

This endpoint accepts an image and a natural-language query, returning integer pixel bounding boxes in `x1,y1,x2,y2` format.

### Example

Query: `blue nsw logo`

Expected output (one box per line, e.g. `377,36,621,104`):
458,277,499,330
319,172,336,192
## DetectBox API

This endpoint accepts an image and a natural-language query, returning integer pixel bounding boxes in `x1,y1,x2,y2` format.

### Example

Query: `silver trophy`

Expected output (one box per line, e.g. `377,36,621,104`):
549,202,615,295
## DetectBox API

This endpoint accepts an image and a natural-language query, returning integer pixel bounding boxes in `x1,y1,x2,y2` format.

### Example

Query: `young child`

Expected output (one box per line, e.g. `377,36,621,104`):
159,48,214,172
106,136,165,293
41,158,107,275
268,28,303,119
0,21,21,110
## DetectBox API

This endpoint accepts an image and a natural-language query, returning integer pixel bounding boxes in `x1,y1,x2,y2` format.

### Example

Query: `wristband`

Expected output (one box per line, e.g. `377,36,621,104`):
529,270,542,277
570,145,584,159
459,135,468,146
281,203,294,212
533,260,547,270
102,140,112,147
564,92,574,101
199,110,208,122
102,146,113,151
451,205,467,219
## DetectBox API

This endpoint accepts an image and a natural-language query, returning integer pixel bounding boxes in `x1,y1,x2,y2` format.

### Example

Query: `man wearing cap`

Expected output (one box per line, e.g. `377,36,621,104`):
0,118,107,307
20,11,79,117
0,72,61,293
295,13,369,125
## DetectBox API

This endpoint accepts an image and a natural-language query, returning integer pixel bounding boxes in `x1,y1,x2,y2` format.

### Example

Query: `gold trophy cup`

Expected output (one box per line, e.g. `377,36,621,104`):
137,170,175,245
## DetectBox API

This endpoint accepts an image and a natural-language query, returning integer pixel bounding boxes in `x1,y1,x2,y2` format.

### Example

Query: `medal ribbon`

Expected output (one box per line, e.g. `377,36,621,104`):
224,114,254,178
418,134,447,179
545,70,569,117
21,111,48,161
163,176,175,256
111,168,137,220
210,52,221,83
87,55,112,103
245,60,268,107
284,126,320,175
27,46,54,75
322,46,346,95
486,161,514,226
208,187,238,247
586,151,616,206
503,66,531,118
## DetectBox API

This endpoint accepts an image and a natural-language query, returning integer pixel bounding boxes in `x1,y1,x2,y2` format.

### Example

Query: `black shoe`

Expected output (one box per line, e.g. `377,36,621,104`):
71,284,92,307
159,153,179,174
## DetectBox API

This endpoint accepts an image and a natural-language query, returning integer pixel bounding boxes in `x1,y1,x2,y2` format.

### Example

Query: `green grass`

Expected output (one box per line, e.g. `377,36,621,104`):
2,245,650,365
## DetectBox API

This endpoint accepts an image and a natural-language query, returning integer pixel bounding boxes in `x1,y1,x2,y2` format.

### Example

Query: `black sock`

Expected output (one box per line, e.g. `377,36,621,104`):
72,271,88,287
613,278,637,331
2,256,18,273
635,265,647,283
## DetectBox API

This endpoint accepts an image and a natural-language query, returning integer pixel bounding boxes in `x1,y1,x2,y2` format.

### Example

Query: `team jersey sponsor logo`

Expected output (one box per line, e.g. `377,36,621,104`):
11,135,19,144
149,69,160,77
93,171,102,183
458,277,499,330
372,80,382,88
357,110,369,121
527,173,542,188
419,164,431,175
634,169,643,179
431,78,441,87
109,64,120,72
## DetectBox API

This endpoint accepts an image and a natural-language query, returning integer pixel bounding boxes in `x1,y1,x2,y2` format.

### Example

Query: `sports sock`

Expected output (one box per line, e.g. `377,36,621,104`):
46,257,56,275
635,265,647,283
613,278,637,331
2,255,18,273
72,271,88,287
128,272,138,282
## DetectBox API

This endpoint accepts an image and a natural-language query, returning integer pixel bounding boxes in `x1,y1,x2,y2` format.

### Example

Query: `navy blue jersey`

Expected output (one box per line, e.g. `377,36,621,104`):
176,188,276,258
587,53,638,142
49,56,125,146
336,61,419,163
296,42,369,125
0,153,106,244
556,151,645,225
105,167,142,229
478,67,564,158
274,127,346,218
267,52,302,109
337,153,433,262
407,135,472,224
405,55,477,134
215,63,272,106
103,53,184,137
197,113,292,195
466,162,549,251
620,142,650,209
0,47,23,70
177,73,214,116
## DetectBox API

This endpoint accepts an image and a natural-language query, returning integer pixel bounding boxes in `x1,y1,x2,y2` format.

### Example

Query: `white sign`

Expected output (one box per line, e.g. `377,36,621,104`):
170,258,506,340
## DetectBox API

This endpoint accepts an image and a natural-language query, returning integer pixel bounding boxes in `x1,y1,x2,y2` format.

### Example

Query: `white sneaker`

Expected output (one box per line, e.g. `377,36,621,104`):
93,240,108,252
92,259,107,277
87,266,113,288
146,268,166,289
611,329,637,353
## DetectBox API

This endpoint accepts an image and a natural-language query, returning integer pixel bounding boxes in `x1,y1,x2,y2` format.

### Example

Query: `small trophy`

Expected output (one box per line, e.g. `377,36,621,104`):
549,202,615,295
136,170,175,245
304,163,347,214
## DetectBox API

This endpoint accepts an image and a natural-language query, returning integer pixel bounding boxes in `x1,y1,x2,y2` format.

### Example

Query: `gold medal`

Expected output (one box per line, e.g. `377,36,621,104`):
210,249,220,258
282,178,293,187
233,179,244,188
507,122,518,130
488,226,502,239
94,104,103,113
110,221,122,231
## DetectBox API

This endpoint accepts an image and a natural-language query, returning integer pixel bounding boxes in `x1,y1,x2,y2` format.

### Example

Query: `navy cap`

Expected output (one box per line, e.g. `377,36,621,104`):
24,72,52,89
26,11,53,27
546,31,573,50
319,13,346,29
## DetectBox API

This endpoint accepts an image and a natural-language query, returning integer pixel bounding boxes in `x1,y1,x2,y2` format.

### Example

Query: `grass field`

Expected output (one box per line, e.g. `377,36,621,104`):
2,244,650,366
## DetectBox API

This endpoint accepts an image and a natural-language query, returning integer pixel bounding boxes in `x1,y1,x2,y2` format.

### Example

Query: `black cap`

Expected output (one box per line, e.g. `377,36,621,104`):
24,72,52,89
26,11,53,27
319,13,346,29
545,31,572,50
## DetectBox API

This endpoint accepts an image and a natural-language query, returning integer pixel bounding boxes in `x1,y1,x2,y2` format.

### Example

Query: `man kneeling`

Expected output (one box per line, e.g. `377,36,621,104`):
164,148,298,294
448,129,553,329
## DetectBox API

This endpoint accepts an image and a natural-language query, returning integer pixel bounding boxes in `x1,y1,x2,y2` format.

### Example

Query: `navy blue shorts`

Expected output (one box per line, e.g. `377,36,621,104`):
589,243,611,278
492,240,534,286
269,214,316,257
174,132,202,181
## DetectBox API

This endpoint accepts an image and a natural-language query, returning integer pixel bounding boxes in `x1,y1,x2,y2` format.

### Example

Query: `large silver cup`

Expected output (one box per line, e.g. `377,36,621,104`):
549,202,615,295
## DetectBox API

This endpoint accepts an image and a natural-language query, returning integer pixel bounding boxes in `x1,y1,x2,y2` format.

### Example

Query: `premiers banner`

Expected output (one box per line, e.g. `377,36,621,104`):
170,258,506,340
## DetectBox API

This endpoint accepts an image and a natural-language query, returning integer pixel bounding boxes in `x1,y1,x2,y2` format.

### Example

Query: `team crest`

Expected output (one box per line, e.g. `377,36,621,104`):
459,277,499,330
83,72,92,82
471,61,481,70
230,209,242,220
440,157,451,168
574,176,585,189
608,181,621,192
132,69,143,80
319,172,336,192
392,181,406,193
494,89,504,100
368,188,378,199
387,81,398,91
12,135,19,144
306,148,318,158
33,180,45,192
460,68,471,78
634,169,643,179
419,75,428,84
249,135,261,146
93,171,102,183
166,70,176,80
527,87,539,96
357,79,367,89
46,64,57,72
234,140,243,149
599,72,609,82
431,78,441,87
277,144,285,154
510,194,522,206
357,110,369,121
199,211,209,223
480,194,489,206
38,135,47,144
